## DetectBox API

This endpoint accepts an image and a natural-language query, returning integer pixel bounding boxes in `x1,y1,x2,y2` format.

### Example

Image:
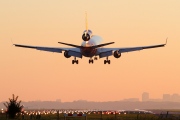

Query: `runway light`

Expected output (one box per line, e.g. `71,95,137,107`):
1,108,4,113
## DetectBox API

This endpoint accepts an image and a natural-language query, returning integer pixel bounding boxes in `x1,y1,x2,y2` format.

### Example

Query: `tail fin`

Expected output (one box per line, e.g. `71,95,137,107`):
85,11,88,32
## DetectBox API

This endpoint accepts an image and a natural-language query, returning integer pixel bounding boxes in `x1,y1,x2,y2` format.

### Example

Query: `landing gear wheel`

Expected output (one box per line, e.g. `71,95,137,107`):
104,60,106,64
72,60,78,64
89,59,94,64
108,60,110,64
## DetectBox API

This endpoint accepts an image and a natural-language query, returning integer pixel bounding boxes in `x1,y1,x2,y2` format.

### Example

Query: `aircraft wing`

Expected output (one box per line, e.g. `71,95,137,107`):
97,42,166,58
14,44,82,58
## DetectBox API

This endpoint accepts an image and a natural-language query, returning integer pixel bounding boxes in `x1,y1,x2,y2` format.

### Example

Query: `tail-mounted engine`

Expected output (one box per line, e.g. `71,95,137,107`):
113,50,121,58
82,30,92,41
64,51,71,58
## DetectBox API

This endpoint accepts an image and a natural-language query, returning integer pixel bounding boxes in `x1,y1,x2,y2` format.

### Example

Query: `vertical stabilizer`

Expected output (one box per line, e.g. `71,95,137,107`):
85,11,88,32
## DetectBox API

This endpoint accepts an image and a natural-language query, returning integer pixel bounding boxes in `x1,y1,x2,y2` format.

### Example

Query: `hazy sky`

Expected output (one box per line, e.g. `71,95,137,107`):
1,0,180,102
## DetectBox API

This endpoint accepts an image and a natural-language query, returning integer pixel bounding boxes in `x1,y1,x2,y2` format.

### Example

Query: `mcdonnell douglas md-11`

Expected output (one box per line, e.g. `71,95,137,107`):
14,13,166,64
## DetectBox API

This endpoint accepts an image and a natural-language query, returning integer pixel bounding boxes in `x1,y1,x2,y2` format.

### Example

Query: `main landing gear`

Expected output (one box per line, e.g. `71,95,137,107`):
104,57,110,64
72,57,78,64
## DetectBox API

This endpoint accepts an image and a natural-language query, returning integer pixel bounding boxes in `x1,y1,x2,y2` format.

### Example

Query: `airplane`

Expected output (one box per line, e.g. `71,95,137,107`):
14,13,167,64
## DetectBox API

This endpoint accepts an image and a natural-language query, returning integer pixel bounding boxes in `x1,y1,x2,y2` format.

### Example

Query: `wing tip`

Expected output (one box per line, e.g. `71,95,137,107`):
165,37,168,45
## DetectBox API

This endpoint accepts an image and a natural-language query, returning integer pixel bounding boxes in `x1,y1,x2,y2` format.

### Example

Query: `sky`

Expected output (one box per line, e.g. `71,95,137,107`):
0,0,180,102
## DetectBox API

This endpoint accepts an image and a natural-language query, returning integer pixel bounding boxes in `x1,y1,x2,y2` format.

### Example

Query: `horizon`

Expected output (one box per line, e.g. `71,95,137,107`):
1,92,180,103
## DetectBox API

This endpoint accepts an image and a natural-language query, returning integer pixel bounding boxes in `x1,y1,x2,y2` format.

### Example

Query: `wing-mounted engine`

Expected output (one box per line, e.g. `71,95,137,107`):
64,51,71,58
113,50,121,58
82,30,92,41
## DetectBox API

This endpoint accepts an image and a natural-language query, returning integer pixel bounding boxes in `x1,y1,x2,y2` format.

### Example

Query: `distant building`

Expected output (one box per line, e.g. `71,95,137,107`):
142,92,149,101
171,94,180,102
163,94,171,101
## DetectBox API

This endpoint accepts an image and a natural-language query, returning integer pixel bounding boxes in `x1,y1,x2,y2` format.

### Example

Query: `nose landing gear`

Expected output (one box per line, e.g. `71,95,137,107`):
89,58,94,64
89,56,98,64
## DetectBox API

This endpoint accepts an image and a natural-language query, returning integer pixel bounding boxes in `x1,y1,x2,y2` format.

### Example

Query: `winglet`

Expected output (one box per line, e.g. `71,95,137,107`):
165,37,168,45
11,38,14,46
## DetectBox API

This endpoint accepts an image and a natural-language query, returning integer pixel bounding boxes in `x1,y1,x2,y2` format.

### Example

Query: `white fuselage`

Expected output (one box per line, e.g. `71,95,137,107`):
81,35,103,46
81,35,103,57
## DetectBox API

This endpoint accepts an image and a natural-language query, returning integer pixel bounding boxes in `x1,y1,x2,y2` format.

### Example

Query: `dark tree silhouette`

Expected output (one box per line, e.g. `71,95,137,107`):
4,94,23,119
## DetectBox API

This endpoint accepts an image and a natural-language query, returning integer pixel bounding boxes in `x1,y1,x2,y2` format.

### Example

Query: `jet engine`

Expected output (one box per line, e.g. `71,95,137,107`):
64,51,71,58
113,50,121,58
82,30,92,41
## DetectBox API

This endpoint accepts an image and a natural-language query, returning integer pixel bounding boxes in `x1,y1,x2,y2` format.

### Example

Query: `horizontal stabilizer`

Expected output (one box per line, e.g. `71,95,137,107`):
58,42,81,48
58,42,114,49
93,42,115,48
